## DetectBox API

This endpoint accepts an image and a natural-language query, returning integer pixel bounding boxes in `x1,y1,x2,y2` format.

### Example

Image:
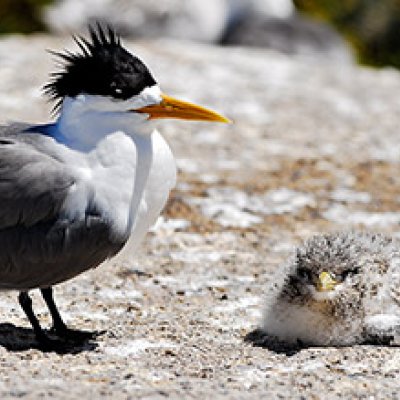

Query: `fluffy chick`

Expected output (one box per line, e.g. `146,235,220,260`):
261,231,400,346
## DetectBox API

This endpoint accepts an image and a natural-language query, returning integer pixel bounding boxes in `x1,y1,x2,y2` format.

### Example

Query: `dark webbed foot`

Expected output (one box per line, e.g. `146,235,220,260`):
41,287,101,343
49,323,100,342
18,291,66,350
17,289,100,353
35,331,70,352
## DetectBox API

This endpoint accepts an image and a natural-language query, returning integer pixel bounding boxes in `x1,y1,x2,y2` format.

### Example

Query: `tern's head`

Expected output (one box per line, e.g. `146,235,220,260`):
44,24,229,127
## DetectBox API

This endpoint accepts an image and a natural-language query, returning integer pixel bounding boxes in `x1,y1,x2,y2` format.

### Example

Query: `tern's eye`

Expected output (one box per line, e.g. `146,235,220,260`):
110,82,125,98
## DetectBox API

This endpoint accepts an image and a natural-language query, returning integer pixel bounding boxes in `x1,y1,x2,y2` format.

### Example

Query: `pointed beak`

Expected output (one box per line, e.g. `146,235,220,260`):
316,271,338,292
135,94,231,123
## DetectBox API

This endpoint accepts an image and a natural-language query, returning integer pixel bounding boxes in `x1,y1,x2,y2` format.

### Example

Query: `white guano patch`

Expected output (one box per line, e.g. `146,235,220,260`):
188,186,315,228
104,339,177,357
323,204,400,227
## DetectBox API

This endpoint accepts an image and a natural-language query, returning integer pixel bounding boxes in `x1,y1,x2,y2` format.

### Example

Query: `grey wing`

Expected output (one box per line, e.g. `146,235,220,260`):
0,131,74,228
0,130,124,290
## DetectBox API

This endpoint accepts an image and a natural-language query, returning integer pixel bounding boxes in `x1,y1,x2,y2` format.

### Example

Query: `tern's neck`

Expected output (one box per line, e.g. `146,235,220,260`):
53,96,153,152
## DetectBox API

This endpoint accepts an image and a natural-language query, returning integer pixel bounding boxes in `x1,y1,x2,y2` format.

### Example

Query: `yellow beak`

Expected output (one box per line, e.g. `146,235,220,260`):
317,271,337,292
136,94,231,123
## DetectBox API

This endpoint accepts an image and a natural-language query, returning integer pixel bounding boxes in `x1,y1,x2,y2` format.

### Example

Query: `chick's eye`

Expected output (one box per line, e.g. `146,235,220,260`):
297,268,311,281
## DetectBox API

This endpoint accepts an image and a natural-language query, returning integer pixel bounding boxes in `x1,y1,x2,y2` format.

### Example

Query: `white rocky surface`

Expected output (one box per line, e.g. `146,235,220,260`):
0,34,399,398
43,0,351,63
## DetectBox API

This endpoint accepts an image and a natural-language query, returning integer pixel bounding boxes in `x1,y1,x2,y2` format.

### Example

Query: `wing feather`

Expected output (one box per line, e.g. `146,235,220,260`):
0,126,74,228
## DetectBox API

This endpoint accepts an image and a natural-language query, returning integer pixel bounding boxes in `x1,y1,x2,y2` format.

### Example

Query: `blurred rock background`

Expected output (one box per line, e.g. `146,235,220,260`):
6,0,400,67
5,0,400,68
0,0,356,62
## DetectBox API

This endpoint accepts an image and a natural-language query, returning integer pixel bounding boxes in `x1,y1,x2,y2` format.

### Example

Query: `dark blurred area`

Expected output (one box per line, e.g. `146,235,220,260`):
294,0,400,68
3,0,400,69
0,0,51,34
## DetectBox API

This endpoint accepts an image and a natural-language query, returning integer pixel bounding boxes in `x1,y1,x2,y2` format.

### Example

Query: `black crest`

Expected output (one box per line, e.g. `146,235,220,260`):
44,24,156,111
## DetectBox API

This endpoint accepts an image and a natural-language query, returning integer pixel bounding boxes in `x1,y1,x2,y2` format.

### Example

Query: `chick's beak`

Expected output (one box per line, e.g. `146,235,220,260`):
136,94,231,123
317,271,338,292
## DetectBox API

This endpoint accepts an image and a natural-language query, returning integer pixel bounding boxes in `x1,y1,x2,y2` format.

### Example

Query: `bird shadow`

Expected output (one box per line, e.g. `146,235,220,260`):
0,323,101,354
244,328,309,356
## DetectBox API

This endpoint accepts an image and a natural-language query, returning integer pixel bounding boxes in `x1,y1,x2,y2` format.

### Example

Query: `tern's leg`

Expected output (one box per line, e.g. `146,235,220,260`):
40,287,68,334
41,287,96,341
18,291,60,349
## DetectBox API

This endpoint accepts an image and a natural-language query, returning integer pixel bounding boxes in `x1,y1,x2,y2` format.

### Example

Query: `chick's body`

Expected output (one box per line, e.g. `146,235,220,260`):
262,232,400,346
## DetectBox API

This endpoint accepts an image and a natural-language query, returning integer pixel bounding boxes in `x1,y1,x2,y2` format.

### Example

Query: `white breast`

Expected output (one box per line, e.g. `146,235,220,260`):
116,129,176,258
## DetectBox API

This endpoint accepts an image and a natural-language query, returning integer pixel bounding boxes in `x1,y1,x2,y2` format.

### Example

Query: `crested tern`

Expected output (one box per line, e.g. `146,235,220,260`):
0,25,229,349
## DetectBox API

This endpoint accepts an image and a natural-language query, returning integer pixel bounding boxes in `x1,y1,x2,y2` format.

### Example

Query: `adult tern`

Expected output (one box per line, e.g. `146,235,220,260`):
0,25,229,349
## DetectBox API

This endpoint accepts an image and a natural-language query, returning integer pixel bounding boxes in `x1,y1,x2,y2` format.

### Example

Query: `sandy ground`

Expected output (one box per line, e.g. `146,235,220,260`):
0,34,399,398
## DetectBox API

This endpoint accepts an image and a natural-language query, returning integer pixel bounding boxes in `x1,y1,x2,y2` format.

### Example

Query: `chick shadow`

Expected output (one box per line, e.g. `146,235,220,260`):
0,322,101,354
245,328,400,356
244,328,309,356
